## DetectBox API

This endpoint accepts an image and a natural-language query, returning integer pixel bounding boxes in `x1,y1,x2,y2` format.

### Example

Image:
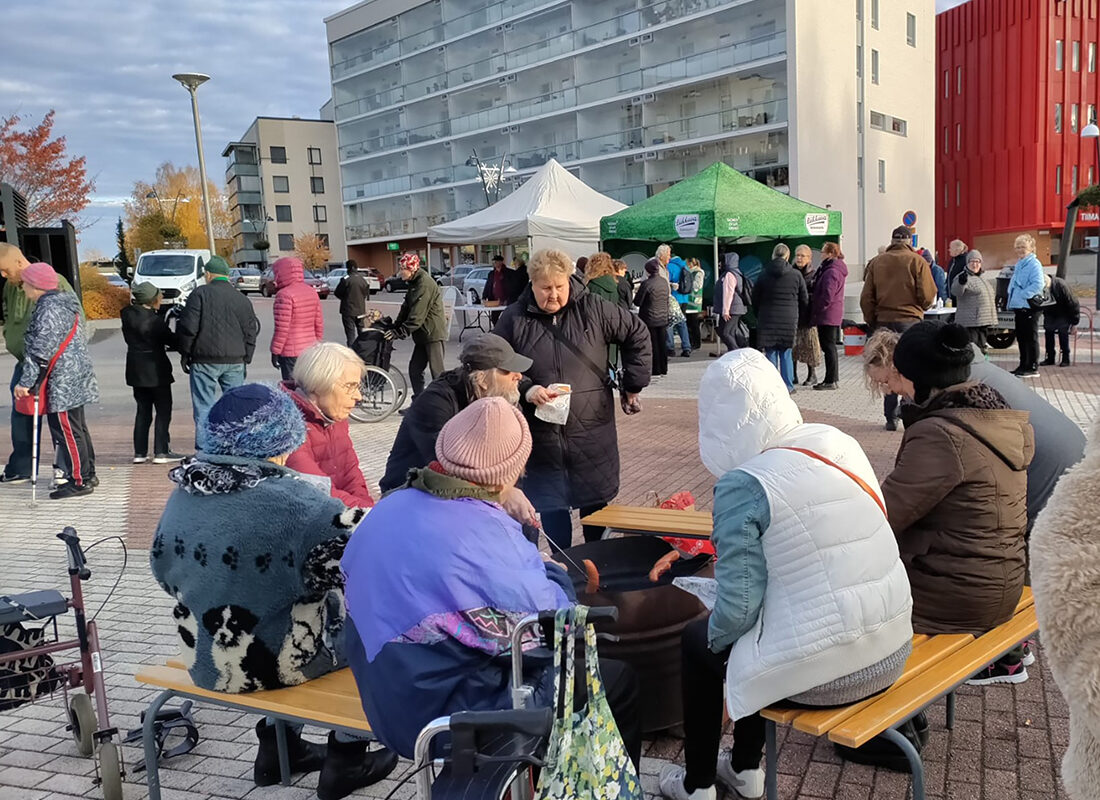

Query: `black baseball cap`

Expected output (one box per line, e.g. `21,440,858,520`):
492,254,505,262
460,333,532,373
891,225,913,241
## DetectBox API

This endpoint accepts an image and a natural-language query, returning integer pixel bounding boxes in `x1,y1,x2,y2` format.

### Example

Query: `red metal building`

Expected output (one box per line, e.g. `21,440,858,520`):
937,0,1100,267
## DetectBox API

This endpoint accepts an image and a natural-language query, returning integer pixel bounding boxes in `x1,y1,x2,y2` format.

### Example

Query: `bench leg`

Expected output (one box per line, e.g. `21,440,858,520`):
274,719,292,786
946,692,956,730
881,725,925,800
142,689,176,800
764,718,778,800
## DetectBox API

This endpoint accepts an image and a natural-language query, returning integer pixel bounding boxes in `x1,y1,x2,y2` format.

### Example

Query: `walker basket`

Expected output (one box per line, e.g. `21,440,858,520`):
0,591,68,711
353,327,394,370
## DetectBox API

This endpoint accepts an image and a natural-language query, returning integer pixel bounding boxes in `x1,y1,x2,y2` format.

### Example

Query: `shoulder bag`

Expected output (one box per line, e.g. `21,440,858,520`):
15,314,80,416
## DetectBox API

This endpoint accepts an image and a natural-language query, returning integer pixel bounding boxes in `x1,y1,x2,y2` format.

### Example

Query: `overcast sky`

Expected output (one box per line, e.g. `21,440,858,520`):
2,0,970,259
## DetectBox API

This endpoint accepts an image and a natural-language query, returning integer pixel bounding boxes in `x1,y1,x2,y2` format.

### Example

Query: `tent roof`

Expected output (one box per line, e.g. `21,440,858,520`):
427,159,626,245
599,162,841,242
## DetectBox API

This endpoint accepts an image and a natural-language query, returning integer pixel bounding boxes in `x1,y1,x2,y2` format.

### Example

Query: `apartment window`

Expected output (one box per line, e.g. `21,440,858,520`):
1074,41,1081,71
313,205,327,223
317,233,330,248
1072,103,1080,132
871,49,880,84
1073,164,1079,194
891,117,908,136
277,233,295,251
274,205,292,222
906,13,917,47
871,0,879,28
956,122,962,150
1056,39,1064,70
310,176,325,194
1056,164,1063,194
870,111,886,129
270,146,287,164
1090,42,1097,72
273,175,290,193
856,45,862,77
307,147,322,165
878,159,886,193
1055,103,1063,132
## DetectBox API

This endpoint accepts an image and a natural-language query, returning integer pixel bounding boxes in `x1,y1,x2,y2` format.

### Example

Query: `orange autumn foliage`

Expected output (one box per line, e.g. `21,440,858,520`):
79,266,129,320
0,111,94,227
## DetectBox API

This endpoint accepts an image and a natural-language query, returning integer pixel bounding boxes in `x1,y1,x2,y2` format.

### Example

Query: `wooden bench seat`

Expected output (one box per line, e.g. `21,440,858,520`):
581,504,712,539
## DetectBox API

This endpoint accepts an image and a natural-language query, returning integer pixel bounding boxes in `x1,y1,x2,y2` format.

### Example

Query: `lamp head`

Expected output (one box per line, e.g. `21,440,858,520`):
145,190,159,199
1083,122,1100,139
172,72,210,91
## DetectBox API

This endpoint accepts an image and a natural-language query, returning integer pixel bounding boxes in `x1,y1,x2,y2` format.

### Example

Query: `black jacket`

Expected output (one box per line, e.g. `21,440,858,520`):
335,272,371,318
752,258,809,349
616,274,634,309
380,368,472,493
482,266,528,305
633,275,670,328
947,254,968,293
121,304,176,388
176,278,260,365
1044,276,1081,330
494,278,651,511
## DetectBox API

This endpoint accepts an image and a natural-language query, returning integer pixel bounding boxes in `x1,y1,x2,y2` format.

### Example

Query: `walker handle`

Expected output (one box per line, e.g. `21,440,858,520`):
57,527,91,580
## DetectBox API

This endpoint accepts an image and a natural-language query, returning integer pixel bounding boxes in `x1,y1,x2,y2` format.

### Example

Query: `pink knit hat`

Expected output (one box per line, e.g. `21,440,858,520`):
435,397,532,486
22,262,59,291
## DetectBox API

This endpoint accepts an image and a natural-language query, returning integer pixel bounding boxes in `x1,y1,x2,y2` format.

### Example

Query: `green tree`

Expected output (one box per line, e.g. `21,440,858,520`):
115,217,133,280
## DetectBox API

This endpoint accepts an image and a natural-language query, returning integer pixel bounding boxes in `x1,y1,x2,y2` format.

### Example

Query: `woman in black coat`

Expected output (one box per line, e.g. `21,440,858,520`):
495,248,652,551
752,243,808,391
120,283,181,462
633,259,671,377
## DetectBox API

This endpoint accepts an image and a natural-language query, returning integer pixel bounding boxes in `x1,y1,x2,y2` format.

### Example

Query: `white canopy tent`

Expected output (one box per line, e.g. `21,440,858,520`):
426,159,626,261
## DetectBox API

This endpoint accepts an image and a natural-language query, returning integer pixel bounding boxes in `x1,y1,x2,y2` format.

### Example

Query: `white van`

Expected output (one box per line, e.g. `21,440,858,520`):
133,249,212,307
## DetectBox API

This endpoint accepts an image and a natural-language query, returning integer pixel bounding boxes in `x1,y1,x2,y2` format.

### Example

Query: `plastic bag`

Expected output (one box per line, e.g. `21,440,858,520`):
654,491,715,557
534,383,572,425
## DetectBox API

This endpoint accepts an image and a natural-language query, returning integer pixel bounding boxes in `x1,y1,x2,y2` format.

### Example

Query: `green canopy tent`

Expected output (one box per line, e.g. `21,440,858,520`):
599,161,842,288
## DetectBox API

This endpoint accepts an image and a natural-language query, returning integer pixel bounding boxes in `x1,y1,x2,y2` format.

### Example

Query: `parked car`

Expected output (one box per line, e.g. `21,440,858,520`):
326,267,347,292
383,267,446,293
104,273,129,289
437,264,482,289
304,270,331,299
230,267,262,294
326,267,381,294
462,267,493,304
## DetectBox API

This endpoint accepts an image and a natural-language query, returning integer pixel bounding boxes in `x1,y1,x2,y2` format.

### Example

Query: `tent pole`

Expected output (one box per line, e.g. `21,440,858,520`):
712,236,721,358
427,241,432,274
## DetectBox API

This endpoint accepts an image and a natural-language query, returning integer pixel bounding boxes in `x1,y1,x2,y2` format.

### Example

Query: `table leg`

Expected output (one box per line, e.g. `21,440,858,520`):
765,718,777,800
275,719,291,785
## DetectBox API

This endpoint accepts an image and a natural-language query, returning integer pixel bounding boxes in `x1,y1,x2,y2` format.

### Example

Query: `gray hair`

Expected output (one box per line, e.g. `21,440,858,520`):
656,244,671,261
293,342,365,396
950,239,967,254
794,244,812,257
772,243,791,261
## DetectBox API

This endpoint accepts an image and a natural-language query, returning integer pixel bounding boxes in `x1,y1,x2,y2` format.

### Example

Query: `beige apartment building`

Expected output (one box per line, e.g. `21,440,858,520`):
223,116,347,269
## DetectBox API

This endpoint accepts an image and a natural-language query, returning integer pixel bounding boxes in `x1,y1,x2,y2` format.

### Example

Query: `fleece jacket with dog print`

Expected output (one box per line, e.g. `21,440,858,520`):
149,454,366,693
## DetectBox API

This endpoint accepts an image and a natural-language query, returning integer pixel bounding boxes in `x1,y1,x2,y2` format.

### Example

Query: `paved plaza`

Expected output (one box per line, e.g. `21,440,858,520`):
0,298,1095,799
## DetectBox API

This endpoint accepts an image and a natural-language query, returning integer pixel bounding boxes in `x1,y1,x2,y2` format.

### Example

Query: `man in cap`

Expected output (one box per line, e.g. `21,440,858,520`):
380,332,538,522
387,252,446,400
859,225,937,430
176,255,261,450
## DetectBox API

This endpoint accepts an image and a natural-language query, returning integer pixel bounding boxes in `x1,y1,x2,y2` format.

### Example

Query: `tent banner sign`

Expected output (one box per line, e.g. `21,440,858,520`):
725,217,740,233
605,219,617,236
674,213,700,238
804,213,830,236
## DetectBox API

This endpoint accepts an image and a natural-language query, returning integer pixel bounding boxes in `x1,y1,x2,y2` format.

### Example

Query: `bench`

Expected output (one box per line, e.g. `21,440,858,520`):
135,661,372,800
580,504,712,539
759,588,1039,800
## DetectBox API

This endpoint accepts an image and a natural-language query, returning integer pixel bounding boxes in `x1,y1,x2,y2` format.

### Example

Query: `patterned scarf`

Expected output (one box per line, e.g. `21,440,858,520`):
169,457,286,496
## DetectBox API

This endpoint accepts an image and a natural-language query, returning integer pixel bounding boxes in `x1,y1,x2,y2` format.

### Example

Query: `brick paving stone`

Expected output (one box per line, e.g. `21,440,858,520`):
798,761,841,796
0,765,48,788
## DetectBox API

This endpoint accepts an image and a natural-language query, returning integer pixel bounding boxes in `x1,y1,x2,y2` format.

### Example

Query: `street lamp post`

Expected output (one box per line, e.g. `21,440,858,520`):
1082,122,1100,309
244,214,274,269
172,73,217,255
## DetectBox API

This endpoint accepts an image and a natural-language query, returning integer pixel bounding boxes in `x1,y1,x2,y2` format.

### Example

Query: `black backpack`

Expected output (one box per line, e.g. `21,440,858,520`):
736,270,754,308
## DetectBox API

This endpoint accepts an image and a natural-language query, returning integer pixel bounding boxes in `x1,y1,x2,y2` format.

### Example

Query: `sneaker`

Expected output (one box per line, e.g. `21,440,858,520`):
133,455,149,464
716,753,765,799
1017,370,1040,378
50,476,69,490
87,476,99,488
152,452,185,464
966,658,1028,685
658,765,716,800
813,382,838,390
1021,640,1036,667
885,418,898,431
0,472,31,484
49,482,94,500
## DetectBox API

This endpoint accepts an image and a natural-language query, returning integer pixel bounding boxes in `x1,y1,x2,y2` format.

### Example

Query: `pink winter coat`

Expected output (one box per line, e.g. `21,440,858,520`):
271,257,323,357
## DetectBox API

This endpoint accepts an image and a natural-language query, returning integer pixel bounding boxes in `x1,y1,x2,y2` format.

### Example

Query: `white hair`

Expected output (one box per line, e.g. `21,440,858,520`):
794,244,812,256
772,243,790,260
293,342,365,396
656,244,671,260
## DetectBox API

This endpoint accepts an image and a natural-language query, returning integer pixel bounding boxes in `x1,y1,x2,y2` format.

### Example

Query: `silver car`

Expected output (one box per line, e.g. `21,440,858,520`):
230,267,262,293
327,267,381,293
462,267,493,304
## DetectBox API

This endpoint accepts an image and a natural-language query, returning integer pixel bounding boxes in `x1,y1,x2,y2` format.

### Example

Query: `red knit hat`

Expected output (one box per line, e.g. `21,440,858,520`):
435,397,532,486
22,262,59,291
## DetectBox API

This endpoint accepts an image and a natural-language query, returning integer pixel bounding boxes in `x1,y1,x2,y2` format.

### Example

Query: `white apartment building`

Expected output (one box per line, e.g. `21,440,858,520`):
324,0,934,272
223,116,348,269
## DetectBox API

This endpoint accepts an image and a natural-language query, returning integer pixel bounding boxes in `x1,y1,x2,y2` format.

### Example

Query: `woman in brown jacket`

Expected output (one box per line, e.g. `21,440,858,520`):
881,322,1035,683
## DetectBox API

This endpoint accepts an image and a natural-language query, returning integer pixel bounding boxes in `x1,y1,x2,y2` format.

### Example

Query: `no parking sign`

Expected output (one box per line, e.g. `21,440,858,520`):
903,210,918,227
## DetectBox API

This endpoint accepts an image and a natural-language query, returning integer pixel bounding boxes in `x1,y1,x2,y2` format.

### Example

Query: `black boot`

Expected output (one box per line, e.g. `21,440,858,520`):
316,733,399,800
1040,356,1056,366
1061,353,1072,367
253,719,327,787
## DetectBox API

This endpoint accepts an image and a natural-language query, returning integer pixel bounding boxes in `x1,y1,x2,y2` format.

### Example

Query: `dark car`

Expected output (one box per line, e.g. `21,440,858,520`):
383,267,446,293
259,268,330,299
304,270,331,299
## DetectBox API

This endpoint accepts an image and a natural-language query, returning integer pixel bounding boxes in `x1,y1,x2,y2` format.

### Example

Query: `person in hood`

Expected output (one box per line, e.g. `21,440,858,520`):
270,256,324,381
883,322,1035,684
664,248,693,357
494,248,651,550
1030,416,1100,800
1006,233,1045,377
751,243,809,391
343,397,641,766
950,249,997,352
13,262,99,499
714,253,748,353
282,342,374,508
150,383,396,799
634,258,671,377
810,242,848,389
920,248,948,303
658,349,913,800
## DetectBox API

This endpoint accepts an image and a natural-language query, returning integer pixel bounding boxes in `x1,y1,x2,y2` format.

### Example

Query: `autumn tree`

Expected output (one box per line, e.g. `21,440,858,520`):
0,111,95,227
294,233,331,271
123,162,232,260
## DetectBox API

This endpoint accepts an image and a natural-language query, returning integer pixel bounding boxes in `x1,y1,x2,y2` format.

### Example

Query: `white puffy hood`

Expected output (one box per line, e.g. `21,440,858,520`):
698,349,803,477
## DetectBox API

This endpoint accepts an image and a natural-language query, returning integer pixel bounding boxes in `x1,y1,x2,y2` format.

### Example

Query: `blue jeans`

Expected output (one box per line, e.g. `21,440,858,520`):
189,363,246,450
6,362,44,478
667,318,691,354
764,347,794,390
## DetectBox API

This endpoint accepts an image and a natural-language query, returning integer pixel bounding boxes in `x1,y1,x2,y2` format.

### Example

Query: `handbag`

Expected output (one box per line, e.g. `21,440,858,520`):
14,314,79,416
535,606,642,800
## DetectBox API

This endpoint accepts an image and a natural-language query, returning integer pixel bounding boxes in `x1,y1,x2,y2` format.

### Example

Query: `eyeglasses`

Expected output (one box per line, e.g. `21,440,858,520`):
337,380,361,395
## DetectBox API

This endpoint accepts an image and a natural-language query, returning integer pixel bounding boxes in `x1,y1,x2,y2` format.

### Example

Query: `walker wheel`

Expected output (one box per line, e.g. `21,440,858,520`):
69,692,96,756
97,741,123,800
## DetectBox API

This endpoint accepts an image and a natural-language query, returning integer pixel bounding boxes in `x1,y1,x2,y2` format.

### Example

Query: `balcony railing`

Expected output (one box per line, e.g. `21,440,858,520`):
346,210,468,240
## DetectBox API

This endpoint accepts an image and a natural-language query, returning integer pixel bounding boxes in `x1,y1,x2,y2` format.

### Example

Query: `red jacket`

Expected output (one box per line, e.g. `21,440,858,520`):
282,382,375,508
271,257,323,357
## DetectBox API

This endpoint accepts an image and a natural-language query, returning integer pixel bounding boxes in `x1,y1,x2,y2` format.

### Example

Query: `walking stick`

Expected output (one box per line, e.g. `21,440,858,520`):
30,394,39,504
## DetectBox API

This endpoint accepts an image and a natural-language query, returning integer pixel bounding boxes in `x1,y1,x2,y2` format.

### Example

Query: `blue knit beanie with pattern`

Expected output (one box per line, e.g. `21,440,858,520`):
203,384,305,459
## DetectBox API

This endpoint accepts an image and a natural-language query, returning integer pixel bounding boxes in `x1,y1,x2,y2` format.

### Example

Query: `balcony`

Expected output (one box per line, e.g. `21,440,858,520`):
225,161,259,183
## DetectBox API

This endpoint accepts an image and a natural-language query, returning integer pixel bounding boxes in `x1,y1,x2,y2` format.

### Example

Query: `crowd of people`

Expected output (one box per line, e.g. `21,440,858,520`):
4,230,1096,798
